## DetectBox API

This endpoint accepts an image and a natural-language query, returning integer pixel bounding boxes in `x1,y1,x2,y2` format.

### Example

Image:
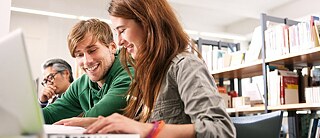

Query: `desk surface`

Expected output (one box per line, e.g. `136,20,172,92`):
48,134,140,138
4,134,139,138
44,125,139,138
2,136,38,138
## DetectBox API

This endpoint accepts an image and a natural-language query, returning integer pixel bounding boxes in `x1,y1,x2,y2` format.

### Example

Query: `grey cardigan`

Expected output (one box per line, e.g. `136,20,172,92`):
147,52,236,138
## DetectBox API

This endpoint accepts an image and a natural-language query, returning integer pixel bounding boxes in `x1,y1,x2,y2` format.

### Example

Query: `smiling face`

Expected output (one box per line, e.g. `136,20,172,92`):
110,16,145,59
74,34,116,86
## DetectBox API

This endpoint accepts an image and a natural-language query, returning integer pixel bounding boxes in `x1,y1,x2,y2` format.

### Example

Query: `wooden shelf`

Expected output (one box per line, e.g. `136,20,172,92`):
211,60,263,79
227,103,320,113
227,106,265,114
268,103,320,111
211,47,320,79
266,46,320,68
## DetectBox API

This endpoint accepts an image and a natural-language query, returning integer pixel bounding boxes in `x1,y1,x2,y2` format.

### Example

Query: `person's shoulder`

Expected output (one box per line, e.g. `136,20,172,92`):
111,54,125,70
70,74,90,86
172,51,202,65
67,74,91,95
108,52,133,78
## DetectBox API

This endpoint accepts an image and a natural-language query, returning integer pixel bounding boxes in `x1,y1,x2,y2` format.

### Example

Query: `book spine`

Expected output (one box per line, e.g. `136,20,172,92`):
280,76,285,105
283,75,299,104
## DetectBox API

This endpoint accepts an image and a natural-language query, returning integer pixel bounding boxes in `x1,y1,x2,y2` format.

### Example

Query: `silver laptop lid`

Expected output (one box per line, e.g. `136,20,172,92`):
0,29,44,136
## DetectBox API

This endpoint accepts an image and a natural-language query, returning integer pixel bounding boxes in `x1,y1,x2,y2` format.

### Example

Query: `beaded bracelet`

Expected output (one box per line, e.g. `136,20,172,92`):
147,120,165,138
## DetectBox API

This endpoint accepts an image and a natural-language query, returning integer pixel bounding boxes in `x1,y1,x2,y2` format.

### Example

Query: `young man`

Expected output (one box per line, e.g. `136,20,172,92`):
39,58,74,108
42,19,134,125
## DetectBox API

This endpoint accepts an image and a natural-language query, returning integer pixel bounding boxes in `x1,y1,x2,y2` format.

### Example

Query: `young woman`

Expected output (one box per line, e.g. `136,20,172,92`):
84,0,236,137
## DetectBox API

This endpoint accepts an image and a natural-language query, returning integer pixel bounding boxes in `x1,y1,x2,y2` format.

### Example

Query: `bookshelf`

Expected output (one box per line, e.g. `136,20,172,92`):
211,59,263,79
197,38,240,53
213,46,320,101
206,13,320,138
196,38,241,92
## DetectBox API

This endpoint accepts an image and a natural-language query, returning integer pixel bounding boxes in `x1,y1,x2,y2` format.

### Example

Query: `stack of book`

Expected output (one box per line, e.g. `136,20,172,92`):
267,69,299,106
305,86,320,104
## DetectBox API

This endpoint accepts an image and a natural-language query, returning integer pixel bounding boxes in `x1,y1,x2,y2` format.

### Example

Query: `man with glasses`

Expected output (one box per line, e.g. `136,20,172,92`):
39,58,74,108
42,19,134,126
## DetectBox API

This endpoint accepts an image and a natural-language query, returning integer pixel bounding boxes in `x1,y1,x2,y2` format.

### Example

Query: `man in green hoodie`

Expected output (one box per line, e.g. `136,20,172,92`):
42,19,134,126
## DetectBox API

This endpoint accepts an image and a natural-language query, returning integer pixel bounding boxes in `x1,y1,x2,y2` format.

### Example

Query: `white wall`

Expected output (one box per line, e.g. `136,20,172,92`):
10,12,77,80
0,0,11,37
10,0,108,80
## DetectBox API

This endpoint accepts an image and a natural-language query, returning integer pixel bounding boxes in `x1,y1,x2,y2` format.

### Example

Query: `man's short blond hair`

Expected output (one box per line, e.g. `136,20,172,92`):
67,18,114,57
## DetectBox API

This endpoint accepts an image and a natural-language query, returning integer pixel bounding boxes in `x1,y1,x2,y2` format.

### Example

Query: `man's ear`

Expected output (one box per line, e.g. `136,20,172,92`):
109,42,117,54
63,70,70,78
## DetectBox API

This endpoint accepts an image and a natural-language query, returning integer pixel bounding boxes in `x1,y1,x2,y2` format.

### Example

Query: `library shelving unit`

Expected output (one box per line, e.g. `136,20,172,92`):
196,38,241,92
208,13,320,138
196,38,240,53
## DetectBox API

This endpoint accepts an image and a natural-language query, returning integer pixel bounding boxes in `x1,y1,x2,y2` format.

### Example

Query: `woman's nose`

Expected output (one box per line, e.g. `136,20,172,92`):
117,35,125,47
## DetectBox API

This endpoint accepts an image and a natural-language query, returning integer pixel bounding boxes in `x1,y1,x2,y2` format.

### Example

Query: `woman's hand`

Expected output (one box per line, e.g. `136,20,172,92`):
53,117,98,128
84,113,153,137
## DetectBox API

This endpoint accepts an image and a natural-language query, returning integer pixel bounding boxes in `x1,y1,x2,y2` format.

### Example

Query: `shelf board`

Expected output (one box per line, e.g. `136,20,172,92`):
211,60,263,79
268,103,320,111
211,47,320,79
266,46,320,68
227,103,320,113
227,106,265,113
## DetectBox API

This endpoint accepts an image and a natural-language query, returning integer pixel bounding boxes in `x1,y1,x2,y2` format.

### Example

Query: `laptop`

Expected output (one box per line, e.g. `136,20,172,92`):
0,29,138,138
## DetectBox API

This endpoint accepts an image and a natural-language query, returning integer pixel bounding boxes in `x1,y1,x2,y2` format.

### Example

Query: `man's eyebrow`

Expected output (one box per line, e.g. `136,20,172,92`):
86,45,96,48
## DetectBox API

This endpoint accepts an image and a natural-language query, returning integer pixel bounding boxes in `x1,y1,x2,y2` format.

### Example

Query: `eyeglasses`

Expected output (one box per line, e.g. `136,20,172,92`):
41,72,60,87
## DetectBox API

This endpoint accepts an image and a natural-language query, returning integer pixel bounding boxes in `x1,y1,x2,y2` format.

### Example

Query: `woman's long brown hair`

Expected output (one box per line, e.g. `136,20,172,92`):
108,0,197,122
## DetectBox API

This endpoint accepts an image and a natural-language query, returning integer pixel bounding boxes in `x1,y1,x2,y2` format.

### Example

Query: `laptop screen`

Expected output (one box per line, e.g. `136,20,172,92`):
0,29,44,136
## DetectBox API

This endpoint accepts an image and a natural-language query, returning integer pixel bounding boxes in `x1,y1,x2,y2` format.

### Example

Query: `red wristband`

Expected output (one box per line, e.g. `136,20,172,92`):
147,120,165,138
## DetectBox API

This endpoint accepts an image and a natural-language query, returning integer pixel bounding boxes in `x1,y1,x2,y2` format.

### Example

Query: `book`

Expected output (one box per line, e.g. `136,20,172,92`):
309,16,320,48
300,114,314,138
264,24,290,59
314,20,320,47
232,97,251,108
268,69,299,105
316,120,320,138
245,26,262,62
267,68,280,106
242,83,264,104
278,70,299,105
230,51,244,66
308,118,319,138
223,53,232,68
202,48,226,72
306,86,320,104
